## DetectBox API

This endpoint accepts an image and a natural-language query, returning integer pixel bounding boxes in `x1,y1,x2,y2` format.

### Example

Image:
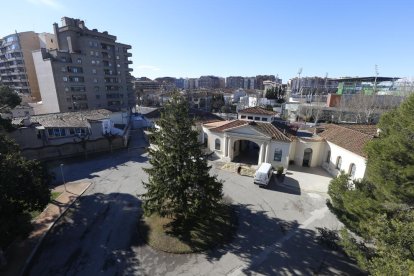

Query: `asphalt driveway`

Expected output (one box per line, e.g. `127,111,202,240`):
26,129,362,275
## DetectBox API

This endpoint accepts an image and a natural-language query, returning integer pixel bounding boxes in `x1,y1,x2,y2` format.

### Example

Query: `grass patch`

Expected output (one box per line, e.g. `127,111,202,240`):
30,191,62,219
140,203,237,253
221,163,256,177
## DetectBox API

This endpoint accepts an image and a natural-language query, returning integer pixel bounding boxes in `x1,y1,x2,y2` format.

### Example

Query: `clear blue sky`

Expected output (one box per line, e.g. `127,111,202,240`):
2,0,413,82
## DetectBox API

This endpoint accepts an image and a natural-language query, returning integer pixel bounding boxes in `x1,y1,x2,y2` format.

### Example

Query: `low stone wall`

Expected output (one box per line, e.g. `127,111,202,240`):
21,137,125,160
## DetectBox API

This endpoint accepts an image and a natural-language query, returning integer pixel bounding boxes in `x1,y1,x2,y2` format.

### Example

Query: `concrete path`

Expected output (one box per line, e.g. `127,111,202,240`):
2,181,90,276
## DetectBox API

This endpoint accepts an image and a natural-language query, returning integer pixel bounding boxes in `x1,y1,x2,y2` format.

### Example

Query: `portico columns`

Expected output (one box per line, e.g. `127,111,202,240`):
264,142,270,163
258,143,264,165
223,136,228,157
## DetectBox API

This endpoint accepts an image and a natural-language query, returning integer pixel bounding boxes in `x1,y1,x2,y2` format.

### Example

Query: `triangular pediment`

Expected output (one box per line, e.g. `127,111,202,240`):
225,125,271,138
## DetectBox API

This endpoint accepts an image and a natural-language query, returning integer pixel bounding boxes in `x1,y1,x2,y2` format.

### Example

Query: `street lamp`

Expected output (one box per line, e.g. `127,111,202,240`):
60,164,67,192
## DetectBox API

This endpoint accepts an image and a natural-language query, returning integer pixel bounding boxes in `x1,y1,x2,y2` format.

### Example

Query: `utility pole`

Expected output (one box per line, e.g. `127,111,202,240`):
373,64,379,94
297,67,303,98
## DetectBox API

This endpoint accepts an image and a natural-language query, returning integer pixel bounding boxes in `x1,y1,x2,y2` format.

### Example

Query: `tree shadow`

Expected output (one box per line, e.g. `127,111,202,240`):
47,148,148,186
24,193,147,276
202,203,365,275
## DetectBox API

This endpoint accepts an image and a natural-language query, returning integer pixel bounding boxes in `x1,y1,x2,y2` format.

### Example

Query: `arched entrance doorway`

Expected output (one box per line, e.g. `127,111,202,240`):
302,148,313,167
232,140,260,165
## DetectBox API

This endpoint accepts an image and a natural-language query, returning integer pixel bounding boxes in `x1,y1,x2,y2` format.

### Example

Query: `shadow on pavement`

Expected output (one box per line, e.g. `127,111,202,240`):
203,203,365,275
25,193,146,276
48,148,148,187
264,175,301,195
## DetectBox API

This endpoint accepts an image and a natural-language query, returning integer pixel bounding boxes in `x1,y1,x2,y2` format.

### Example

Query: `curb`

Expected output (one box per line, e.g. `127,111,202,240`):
19,182,92,276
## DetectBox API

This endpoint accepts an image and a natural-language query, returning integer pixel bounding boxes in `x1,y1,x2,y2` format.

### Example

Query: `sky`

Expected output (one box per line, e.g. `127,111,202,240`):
1,0,413,82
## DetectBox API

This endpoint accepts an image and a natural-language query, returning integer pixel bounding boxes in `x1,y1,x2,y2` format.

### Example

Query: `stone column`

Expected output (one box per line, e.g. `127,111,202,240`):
227,138,232,160
264,142,270,163
258,143,264,165
223,136,228,157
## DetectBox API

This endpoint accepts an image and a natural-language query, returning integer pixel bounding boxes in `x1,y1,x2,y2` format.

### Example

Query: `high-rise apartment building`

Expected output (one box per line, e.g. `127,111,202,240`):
256,75,276,90
226,76,244,89
198,76,220,89
244,77,256,90
0,31,56,101
33,17,134,113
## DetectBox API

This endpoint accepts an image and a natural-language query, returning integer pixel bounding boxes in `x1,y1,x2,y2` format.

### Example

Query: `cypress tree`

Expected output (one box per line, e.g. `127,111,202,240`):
142,93,223,223
327,94,414,274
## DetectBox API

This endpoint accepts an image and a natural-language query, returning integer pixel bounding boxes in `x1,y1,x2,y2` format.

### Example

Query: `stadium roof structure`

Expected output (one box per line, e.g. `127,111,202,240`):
332,77,400,82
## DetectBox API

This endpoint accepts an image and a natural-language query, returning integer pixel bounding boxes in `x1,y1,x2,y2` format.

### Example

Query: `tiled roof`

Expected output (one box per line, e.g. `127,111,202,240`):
238,106,277,116
209,120,290,142
338,124,378,136
12,109,112,128
144,108,224,123
319,124,375,157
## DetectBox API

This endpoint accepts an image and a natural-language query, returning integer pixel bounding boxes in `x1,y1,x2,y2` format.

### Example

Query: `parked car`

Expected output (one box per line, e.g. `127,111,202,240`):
254,163,273,187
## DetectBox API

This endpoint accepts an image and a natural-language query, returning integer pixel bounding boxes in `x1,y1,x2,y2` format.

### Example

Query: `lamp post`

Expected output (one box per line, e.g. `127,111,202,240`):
60,164,67,192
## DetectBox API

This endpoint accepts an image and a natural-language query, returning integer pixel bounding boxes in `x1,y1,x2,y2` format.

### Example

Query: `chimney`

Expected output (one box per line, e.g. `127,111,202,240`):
53,23,60,49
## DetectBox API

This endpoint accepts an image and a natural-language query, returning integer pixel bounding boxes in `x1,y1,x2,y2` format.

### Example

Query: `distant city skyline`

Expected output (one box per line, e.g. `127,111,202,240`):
1,0,413,81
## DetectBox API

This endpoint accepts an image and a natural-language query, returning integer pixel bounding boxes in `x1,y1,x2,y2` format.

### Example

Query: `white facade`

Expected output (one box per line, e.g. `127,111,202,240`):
202,123,290,169
321,141,367,180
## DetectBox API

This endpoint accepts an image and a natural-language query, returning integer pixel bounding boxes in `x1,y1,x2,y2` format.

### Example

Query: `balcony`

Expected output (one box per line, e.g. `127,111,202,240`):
126,52,132,57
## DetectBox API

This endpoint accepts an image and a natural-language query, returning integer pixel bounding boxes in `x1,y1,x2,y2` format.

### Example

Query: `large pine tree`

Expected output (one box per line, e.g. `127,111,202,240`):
142,94,223,223
328,94,414,275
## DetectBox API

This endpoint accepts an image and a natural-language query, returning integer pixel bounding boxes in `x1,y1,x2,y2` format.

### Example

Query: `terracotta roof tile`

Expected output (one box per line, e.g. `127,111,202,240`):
319,124,375,157
208,120,290,142
252,122,291,142
238,106,277,116
209,120,248,132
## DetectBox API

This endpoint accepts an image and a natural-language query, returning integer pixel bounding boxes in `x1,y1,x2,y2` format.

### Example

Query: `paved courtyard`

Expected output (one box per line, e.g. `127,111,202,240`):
26,129,362,275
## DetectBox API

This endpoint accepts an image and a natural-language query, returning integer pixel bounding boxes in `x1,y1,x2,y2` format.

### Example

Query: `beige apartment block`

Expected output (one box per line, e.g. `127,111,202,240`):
33,17,135,114
0,31,56,101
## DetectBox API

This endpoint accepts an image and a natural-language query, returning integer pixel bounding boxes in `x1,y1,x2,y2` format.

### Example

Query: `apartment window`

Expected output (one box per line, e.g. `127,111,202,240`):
76,58,82,64
93,78,98,83
61,67,66,72
92,69,97,74
48,128,67,137
117,64,120,68
91,60,96,65
240,115,246,119
95,52,99,57
62,77,68,82
96,60,100,65
336,156,342,170
248,116,253,120
89,41,93,47
116,55,119,60
94,86,99,92
261,118,268,121
65,87,69,92
90,50,94,56
255,117,260,121
274,149,282,162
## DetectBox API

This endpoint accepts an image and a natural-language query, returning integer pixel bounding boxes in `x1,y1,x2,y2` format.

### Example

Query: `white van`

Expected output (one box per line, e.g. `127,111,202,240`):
254,163,273,187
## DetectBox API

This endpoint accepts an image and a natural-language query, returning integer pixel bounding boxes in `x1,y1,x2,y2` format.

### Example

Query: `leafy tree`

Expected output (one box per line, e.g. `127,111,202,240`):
0,85,21,109
211,94,225,112
142,93,223,223
327,94,414,275
0,135,51,249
